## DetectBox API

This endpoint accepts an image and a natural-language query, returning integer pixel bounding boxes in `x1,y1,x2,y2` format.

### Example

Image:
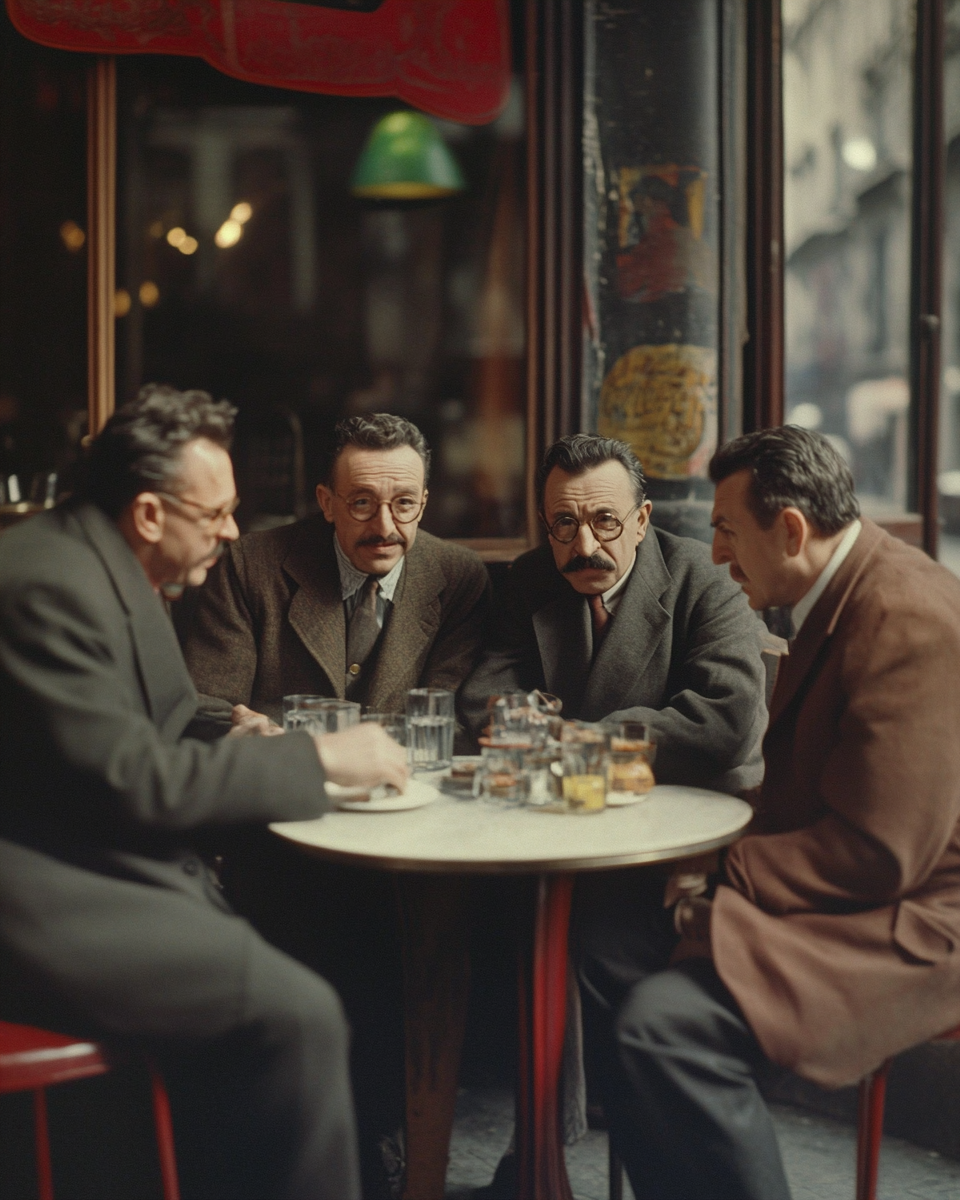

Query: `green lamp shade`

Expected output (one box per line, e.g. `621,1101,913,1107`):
351,111,466,199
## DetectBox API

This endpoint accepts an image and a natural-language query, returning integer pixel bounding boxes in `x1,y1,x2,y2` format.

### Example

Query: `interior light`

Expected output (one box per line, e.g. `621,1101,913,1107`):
215,219,243,248
841,137,877,172
178,236,198,256
139,281,160,307
114,289,132,317
230,202,253,224
166,227,187,248
351,111,466,200
59,220,86,252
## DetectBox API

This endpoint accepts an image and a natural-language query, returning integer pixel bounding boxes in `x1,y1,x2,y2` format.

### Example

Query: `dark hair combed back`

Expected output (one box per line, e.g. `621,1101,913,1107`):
321,413,431,485
536,434,647,510
709,426,860,535
83,384,236,518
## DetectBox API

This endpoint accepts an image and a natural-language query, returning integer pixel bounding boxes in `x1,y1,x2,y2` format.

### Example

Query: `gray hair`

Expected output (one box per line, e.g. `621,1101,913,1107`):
536,434,647,510
83,384,236,518
709,426,859,535
321,413,431,485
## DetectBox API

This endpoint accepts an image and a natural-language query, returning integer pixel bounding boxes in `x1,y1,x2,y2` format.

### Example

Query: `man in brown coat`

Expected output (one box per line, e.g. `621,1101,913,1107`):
576,426,960,1200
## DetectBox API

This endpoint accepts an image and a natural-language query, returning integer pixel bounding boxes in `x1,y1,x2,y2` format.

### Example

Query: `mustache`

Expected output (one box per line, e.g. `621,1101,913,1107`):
357,533,406,548
562,553,616,574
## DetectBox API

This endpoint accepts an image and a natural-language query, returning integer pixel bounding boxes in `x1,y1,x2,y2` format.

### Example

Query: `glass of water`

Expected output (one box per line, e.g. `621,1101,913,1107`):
406,688,455,770
282,695,361,733
361,712,408,750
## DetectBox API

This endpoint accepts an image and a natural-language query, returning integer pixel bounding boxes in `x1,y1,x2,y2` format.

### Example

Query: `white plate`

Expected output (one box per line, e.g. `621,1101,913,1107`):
328,779,441,812
605,790,654,807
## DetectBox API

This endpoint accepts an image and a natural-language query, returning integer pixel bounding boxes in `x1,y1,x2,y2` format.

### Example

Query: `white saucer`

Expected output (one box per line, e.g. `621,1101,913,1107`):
605,790,653,807
328,779,441,812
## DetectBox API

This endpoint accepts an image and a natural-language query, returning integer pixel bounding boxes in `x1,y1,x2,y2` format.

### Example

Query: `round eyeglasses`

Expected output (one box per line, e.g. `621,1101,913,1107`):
158,492,240,528
337,493,425,524
543,505,639,544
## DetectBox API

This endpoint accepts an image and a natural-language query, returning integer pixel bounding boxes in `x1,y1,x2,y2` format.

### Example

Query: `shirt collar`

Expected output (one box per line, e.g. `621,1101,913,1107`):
790,519,861,637
599,551,636,613
333,533,405,603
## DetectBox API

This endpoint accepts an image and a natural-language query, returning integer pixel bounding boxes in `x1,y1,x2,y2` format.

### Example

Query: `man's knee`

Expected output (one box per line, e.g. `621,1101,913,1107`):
614,959,719,1055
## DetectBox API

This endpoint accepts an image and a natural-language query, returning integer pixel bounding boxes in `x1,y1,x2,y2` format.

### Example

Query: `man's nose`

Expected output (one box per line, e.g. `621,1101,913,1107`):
711,532,728,565
572,521,600,557
370,501,398,536
220,513,240,543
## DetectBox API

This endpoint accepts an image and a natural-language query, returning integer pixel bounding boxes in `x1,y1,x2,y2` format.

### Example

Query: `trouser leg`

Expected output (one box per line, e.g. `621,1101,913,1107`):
157,929,361,1200
574,869,790,1200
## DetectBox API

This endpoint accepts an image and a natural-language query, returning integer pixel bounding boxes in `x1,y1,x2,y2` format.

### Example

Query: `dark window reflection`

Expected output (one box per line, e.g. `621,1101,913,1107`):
116,48,526,539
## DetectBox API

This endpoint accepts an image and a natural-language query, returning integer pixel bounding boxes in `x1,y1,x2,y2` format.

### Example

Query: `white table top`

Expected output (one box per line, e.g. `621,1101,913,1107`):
271,784,752,875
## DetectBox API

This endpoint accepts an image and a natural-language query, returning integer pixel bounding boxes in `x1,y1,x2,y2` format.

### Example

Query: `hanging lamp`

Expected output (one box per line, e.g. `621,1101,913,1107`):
350,111,466,200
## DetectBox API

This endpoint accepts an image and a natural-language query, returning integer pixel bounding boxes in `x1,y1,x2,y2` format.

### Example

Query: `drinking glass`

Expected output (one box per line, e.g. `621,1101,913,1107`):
522,744,563,807
361,712,408,748
560,722,608,813
406,688,455,770
283,695,361,733
606,721,657,798
474,746,530,805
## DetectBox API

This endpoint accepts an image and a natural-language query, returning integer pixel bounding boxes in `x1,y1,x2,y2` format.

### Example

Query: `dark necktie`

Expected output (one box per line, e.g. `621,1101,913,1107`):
588,593,609,653
346,576,381,687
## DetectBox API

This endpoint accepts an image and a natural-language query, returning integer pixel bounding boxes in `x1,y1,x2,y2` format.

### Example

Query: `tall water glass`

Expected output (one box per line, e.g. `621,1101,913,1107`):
560,721,608,813
406,688,455,770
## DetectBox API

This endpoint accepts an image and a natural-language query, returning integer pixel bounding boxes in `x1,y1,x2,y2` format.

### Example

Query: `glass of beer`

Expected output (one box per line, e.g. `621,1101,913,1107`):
560,722,608,813
606,721,657,799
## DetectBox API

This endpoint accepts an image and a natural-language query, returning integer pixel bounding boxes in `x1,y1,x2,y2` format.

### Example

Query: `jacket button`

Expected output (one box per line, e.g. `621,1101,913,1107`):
183,860,199,876
348,663,361,676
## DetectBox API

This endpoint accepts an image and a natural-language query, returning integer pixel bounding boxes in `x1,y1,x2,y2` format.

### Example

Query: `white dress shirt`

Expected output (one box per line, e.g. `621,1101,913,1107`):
790,519,861,637
333,534,404,630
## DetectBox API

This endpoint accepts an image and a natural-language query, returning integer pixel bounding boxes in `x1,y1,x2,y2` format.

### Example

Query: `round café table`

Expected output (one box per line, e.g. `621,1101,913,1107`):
272,784,752,1200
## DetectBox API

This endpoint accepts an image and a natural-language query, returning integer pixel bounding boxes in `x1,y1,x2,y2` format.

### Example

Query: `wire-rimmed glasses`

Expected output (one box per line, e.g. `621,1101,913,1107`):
336,493,426,524
157,491,240,529
543,504,639,544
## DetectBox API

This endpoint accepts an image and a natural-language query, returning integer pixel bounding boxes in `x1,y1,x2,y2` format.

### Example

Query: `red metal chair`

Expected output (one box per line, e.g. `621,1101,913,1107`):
0,1020,180,1200
856,1023,960,1200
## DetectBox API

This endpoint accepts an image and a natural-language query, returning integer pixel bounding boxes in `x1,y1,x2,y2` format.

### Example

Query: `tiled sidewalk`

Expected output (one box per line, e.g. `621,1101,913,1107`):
444,1085,960,1200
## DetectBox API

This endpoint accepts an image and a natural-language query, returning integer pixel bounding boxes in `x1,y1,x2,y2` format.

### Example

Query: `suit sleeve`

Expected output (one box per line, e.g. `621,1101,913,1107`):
421,554,491,695
458,559,542,739
178,544,259,707
605,576,767,787
724,590,960,913
0,566,327,833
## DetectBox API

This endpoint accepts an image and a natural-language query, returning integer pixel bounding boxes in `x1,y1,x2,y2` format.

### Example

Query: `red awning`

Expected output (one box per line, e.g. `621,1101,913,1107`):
6,0,511,125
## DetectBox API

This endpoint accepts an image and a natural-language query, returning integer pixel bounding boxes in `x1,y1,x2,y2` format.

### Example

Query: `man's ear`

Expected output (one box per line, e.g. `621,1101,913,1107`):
781,507,808,557
315,483,335,523
128,492,165,545
635,500,653,543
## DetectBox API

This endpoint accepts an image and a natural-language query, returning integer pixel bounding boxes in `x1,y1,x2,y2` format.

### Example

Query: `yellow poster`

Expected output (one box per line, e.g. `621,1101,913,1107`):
598,344,717,479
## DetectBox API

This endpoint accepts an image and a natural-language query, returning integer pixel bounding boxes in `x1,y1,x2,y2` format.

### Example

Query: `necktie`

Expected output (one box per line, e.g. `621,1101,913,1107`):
346,576,381,687
588,593,609,651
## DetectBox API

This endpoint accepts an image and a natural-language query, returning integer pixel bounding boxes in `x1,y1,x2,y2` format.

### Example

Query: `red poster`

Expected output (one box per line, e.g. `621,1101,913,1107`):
6,0,511,124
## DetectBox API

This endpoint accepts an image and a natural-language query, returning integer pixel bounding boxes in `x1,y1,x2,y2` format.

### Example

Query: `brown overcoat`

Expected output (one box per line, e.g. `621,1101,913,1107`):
179,514,490,724
712,519,960,1087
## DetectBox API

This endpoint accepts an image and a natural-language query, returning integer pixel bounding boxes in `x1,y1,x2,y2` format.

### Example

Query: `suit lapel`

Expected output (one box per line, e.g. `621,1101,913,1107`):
581,529,670,718
767,519,884,728
73,503,197,736
367,538,443,708
283,522,347,697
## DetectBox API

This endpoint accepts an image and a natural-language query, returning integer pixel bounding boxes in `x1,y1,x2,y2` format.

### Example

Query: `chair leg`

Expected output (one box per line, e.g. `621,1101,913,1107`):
856,1059,890,1200
608,1137,623,1200
32,1088,55,1200
148,1063,181,1200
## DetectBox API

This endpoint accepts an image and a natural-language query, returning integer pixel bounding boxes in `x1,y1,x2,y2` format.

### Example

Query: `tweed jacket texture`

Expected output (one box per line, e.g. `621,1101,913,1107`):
713,519,960,1087
461,526,767,793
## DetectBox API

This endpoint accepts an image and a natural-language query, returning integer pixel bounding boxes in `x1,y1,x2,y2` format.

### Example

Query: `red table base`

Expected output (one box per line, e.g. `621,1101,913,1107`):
516,872,575,1200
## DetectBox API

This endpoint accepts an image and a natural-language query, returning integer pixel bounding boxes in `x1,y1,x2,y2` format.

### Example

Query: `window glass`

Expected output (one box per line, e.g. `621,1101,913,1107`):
940,0,960,576
783,0,915,528
0,10,87,511
115,42,526,539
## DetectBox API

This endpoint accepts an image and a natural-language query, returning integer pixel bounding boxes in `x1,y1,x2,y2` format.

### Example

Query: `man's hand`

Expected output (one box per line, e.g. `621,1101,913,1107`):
315,724,409,794
227,704,284,737
670,896,713,963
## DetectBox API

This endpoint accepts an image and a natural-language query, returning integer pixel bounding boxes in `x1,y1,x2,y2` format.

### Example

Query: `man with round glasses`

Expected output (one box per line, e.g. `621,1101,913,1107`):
463,433,766,793
181,412,488,720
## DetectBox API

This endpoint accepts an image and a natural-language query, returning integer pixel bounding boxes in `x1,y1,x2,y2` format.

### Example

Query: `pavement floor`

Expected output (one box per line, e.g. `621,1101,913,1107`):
443,1085,960,1200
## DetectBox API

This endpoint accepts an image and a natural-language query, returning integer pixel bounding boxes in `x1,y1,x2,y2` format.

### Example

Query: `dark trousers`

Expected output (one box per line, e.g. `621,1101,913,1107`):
573,869,791,1200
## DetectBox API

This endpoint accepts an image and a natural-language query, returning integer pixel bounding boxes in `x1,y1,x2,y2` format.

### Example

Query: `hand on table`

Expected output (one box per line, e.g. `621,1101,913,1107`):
315,723,409,794
227,704,284,737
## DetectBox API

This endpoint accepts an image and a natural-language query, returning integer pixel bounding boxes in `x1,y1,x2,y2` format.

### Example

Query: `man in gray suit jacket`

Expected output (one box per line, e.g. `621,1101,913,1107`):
0,386,407,1200
461,434,766,793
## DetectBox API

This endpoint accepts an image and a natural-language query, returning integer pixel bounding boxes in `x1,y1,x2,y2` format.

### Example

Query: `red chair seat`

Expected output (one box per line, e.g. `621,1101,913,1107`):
0,1020,179,1200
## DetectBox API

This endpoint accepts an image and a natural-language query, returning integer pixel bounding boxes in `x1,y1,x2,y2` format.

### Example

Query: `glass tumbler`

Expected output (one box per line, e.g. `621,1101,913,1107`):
406,688,455,770
560,721,608,813
283,695,361,733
